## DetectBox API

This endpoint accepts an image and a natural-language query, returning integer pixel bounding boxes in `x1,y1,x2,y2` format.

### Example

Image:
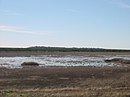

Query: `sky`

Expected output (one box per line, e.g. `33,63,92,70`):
0,0,130,49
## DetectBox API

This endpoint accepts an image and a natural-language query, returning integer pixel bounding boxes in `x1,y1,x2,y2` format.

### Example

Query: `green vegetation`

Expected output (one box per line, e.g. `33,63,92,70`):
0,46,130,52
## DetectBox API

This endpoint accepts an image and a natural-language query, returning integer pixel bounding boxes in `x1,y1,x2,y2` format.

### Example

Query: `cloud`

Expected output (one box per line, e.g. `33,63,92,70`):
0,9,22,16
0,24,38,34
0,24,54,35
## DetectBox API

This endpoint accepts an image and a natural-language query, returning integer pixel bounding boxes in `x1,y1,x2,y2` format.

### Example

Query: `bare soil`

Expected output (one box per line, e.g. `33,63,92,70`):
0,51,130,57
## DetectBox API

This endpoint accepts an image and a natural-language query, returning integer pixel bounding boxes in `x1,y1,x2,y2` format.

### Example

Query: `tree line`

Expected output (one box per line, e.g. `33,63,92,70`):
0,46,130,52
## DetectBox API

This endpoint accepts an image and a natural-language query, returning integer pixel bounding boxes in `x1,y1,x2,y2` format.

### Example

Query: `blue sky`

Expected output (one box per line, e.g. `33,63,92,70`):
0,0,130,49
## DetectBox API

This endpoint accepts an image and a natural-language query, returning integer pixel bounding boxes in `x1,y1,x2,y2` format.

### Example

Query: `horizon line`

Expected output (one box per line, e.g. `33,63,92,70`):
0,46,130,50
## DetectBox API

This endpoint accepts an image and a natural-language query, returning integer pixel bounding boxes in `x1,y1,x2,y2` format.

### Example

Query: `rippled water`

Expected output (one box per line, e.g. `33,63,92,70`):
0,55,130,68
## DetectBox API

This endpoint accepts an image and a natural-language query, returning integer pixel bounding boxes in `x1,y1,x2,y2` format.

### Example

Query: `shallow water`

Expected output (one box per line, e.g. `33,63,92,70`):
0,54,130,68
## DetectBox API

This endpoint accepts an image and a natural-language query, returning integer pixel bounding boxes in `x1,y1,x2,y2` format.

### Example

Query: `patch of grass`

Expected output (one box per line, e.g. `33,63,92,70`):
0,88,130,97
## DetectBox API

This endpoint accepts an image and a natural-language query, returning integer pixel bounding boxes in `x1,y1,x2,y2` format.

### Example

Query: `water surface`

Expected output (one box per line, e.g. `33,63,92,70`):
0,54,130,68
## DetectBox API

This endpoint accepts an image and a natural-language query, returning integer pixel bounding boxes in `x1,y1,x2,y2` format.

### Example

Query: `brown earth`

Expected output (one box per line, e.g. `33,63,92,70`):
0,51,130,57
0,66,130,96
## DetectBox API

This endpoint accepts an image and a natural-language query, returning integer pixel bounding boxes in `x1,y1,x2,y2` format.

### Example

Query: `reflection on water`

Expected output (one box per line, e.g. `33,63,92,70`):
0,55,130,68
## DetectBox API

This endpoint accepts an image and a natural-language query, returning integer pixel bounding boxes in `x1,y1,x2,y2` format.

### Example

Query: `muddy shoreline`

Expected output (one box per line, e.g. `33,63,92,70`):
1,51,130,57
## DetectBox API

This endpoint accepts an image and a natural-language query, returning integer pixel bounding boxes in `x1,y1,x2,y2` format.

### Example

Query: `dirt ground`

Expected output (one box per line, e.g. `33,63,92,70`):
0,51,130,57
0,51,130,97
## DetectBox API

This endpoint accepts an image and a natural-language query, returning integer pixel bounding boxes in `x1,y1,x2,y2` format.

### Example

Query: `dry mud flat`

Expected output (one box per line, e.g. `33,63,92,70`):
0,66,130,97
0,51,130,97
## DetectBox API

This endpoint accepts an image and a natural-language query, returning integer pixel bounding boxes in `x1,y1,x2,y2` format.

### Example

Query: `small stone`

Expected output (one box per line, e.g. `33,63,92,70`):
21,62,39,66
